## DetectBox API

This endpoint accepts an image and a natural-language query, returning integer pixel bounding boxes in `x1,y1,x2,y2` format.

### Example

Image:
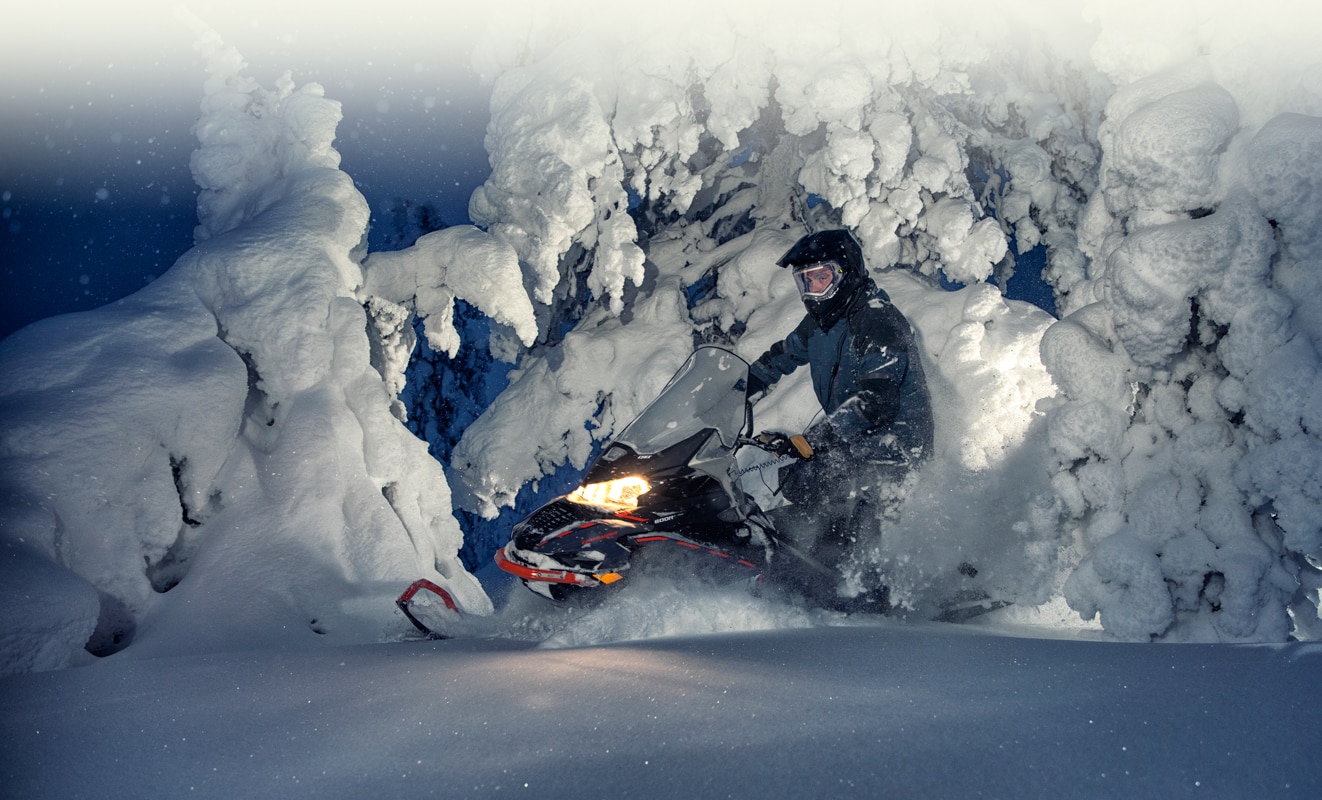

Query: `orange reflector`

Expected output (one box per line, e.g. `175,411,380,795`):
597,572,624,585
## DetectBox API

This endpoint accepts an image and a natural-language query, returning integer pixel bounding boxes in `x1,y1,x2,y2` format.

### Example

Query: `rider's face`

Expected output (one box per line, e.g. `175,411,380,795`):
793,262,839,299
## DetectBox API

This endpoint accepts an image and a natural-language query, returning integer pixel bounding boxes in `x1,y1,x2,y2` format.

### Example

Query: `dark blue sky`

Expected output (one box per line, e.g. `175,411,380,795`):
1,17,492,340
1,65,199,339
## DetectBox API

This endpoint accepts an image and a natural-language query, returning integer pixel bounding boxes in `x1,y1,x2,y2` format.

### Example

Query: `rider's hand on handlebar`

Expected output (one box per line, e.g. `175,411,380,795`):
754,431,814,460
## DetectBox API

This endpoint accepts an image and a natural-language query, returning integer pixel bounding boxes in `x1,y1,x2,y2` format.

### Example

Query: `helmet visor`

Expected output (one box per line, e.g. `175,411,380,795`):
792,261,842,300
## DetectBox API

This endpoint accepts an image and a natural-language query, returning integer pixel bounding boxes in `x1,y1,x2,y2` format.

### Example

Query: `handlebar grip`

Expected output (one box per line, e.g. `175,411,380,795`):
789,434,813,459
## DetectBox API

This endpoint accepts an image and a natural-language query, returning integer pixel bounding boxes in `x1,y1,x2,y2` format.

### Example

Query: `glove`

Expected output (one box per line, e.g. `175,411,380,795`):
755,431,813,459
802,420,846,460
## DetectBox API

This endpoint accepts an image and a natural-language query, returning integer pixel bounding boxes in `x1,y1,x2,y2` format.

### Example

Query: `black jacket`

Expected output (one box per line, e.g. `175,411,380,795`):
749,282,933,465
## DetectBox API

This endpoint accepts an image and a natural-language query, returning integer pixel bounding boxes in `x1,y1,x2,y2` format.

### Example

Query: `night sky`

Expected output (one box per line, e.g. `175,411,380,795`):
1,6,493,340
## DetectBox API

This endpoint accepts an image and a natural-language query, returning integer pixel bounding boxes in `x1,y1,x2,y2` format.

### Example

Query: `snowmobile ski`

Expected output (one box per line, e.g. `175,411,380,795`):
396,578,461,639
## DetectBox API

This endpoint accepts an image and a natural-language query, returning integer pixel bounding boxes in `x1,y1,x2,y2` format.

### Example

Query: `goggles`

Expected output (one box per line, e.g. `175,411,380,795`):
792,261,843,299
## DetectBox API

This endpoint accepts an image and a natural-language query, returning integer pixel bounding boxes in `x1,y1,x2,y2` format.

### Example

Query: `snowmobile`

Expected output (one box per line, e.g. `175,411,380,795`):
491,345,819,603
397,345,1006,637
396,346,818,636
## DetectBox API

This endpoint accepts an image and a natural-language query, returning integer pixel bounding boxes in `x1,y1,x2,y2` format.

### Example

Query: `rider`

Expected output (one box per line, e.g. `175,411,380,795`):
745,229,934,609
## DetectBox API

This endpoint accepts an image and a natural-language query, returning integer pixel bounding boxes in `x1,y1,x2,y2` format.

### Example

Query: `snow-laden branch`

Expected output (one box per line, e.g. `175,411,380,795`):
362,225,536,351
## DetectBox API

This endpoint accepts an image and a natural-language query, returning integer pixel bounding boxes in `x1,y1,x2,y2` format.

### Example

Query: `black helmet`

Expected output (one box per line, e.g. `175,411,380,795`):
777,229,868,328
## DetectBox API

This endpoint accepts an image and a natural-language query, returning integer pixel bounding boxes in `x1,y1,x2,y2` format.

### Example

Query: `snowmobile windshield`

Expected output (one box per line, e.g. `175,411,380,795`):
613,347,751,455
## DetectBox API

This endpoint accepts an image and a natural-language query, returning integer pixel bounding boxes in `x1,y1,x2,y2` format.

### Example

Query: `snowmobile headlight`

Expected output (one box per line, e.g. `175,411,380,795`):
566,476,651,511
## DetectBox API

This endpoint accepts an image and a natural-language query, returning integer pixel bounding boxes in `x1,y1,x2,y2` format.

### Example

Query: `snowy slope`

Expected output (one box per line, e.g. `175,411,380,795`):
3,621,1319,799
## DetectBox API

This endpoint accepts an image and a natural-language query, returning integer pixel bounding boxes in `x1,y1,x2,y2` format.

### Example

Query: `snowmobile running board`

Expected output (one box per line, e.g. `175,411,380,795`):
396,579,459,638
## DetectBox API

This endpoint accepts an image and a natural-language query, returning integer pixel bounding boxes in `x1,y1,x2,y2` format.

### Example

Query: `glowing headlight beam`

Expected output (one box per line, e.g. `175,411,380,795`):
566,476,651,511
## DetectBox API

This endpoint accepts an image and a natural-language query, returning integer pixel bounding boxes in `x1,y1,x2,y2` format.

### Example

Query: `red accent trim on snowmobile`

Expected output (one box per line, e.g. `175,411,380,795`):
395,579,459,638
630,535,760,571
494,546,600,586
551,521,599,539
614,512,648,522
496,531,764,594
581,529,626,546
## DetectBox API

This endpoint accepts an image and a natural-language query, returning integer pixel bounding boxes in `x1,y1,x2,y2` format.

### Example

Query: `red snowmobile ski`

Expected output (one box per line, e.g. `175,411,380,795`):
396,578,461,639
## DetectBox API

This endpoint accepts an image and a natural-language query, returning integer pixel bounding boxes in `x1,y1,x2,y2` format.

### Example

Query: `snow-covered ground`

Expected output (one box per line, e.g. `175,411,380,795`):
4,609,1320,798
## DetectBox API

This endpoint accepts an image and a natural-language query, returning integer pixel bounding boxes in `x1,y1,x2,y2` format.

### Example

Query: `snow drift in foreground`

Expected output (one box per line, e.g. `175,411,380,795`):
4,624,1320,799
2,2,1322,675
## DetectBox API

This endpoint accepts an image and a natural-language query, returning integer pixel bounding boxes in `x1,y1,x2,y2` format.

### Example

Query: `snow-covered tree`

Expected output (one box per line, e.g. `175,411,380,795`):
0,23,504,672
